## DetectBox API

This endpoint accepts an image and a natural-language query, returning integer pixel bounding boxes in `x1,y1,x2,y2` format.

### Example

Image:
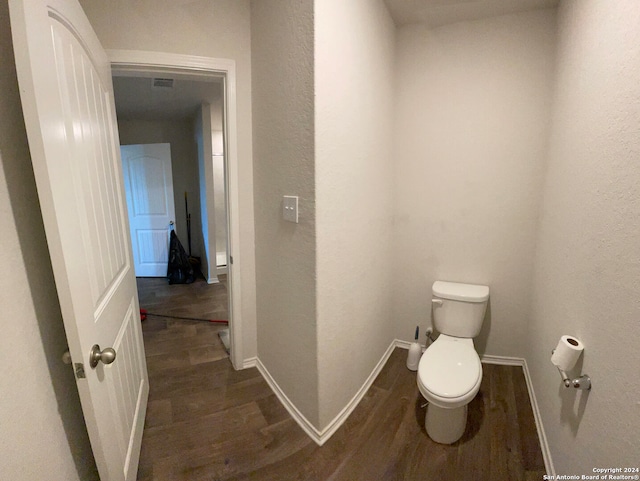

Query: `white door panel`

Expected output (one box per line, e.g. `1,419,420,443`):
121,143,176,277
9,0,149,479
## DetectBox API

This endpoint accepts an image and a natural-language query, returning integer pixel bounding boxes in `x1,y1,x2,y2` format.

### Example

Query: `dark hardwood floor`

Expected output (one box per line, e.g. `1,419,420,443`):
136,278,546,481
137,275,229,322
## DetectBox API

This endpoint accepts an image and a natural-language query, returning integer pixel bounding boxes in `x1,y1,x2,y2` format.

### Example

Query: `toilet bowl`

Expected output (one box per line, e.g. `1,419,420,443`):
417,335,482,444
416,280,489,444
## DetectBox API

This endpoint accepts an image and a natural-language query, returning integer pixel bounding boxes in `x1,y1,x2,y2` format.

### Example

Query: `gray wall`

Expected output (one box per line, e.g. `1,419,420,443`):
250,0,319,426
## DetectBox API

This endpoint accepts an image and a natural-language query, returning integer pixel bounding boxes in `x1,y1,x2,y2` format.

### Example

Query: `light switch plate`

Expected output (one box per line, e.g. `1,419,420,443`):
283,195,299,223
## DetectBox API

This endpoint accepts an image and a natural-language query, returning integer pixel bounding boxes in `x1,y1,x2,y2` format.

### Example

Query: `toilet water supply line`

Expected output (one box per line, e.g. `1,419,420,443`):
415,327,436,353
425,298,441,348
425,327,436,346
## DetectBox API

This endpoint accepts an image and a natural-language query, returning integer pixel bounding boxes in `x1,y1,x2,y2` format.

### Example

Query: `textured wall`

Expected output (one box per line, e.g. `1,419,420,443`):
117,118,203,265
250,0,319,425
195,105,216,281
80,0,258,358
0,0,97,477
527,0,640,473
392,10,557,357
315,0,396,429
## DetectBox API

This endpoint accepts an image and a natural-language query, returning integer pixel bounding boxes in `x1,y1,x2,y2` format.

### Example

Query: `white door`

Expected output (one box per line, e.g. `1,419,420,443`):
9,1,149,480
121,143,176,277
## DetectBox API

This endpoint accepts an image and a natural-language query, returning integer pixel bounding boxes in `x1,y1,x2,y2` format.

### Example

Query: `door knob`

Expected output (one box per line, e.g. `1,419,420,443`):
89,344,117,368
62,349,72,365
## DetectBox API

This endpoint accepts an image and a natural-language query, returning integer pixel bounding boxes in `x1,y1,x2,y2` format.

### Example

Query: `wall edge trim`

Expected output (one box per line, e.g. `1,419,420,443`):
254,340,397,446
396,349,555,474
480,354,525,366
394,339,413,350
316,340,397,444
242,357,257,370
521,357,556,476
254,347,554,474
255,357,323,444
479,354,555,476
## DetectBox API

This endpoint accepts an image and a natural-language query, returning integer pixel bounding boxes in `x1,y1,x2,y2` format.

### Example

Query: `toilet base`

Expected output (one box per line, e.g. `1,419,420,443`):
425,403,467,444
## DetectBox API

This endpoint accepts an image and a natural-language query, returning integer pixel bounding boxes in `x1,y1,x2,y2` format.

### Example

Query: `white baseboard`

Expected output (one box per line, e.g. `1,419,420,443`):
480,354,555,476
480,354,525,366
216,266,228,276
242,356,257,370
521,358,555,476
207,276,220,284
255,357,323,444
317,340,396,444
250,342,554,475
255,340,397,446
395,346,554,475
394,339,413,350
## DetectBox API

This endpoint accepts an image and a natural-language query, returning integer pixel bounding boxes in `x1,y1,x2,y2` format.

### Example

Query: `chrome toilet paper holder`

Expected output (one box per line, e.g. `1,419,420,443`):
552,349,592,390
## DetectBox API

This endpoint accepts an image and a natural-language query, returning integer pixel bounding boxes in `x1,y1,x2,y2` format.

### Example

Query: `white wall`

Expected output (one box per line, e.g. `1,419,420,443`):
194,104,215,281
117,118,204,265
212,153,228,266
315,0,396,428
212,96,228,265
9,0,637,472
80,0,258,358
527,0,640,473
393,10,557,357
0,1,97,477
250,0,319,425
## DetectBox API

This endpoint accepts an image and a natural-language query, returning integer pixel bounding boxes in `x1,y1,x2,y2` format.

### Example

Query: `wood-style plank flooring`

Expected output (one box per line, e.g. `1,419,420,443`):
136,278,546,480
137,275,229,322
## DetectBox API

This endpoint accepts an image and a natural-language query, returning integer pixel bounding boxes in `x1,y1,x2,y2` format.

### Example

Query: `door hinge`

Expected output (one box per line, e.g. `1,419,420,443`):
74,363,86,379
230,255,233,265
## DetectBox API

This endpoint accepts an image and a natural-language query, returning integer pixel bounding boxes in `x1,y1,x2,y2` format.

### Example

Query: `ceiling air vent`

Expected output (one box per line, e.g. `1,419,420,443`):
152,78,174,89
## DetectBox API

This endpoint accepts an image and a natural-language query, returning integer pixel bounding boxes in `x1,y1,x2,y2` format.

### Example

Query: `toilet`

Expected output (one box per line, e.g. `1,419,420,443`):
417,280,489,444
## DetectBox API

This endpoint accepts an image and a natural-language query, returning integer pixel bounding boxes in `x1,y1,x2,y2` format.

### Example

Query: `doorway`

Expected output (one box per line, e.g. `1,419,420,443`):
109,50,244,369
114,71,231,356
121,143,176,277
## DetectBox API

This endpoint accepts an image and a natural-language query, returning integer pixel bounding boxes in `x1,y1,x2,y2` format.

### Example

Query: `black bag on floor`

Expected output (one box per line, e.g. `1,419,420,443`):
167,230,194,284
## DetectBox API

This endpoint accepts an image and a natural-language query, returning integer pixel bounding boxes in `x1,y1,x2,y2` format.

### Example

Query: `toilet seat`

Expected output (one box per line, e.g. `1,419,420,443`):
417,335,482,409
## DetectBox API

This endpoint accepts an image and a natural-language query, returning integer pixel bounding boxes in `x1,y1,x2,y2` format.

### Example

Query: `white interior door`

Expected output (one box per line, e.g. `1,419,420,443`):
121,143,176,277
9,0,149,480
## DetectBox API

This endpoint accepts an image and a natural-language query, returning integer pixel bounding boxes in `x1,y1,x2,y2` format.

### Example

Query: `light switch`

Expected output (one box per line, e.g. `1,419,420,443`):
283,195,299,223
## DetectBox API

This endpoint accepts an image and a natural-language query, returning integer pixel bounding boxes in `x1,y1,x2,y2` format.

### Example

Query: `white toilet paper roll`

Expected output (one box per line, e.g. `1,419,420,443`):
551,335,584,371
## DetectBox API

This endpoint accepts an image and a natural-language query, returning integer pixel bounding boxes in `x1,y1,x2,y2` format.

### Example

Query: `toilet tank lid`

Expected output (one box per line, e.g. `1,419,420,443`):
432,281,489,302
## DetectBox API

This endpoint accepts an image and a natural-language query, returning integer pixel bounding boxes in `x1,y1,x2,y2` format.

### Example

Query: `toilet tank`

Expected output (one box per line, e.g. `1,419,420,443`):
432,281,489,338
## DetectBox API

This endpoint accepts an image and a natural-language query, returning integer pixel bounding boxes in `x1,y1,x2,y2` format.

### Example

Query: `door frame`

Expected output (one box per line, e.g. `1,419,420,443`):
109,50,244,369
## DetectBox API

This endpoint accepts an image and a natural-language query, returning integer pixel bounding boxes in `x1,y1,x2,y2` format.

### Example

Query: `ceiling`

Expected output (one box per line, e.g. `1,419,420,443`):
113,75,223,121
383,0,559,27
